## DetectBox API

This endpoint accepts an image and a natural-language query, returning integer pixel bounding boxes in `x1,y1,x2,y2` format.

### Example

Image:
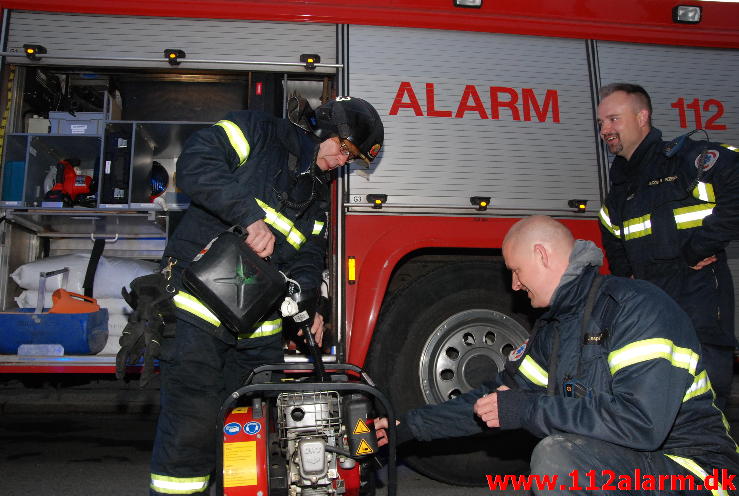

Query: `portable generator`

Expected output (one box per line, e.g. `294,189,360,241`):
217,362,397,496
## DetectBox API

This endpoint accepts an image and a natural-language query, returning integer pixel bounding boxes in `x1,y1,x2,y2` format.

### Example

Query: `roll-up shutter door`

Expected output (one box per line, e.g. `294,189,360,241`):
346,25,600,214
5,10,336,74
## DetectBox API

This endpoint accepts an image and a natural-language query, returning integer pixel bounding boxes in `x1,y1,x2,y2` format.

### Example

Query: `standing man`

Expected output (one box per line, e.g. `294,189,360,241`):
146,96,383,495
597,82,739,409
376,215,738,495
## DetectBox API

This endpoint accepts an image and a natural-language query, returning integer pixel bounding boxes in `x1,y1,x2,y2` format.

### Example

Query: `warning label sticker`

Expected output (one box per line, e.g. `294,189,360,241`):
353,419,371,435
223,441,257,487
355,439,374,456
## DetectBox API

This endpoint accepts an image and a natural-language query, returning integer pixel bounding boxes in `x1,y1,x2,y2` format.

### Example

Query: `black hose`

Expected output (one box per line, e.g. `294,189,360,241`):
303,324,328,382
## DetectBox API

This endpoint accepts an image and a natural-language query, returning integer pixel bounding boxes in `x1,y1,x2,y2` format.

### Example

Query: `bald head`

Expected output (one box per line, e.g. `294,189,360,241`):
503,215,575,256
502,216,575,308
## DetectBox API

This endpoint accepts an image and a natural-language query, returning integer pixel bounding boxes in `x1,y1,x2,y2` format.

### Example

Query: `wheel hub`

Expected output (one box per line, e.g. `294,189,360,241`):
461,353,498,390
419,309,528,403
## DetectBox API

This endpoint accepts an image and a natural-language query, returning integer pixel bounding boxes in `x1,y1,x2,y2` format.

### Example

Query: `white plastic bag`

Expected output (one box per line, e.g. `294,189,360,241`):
11,254,158,298
11,254,90,293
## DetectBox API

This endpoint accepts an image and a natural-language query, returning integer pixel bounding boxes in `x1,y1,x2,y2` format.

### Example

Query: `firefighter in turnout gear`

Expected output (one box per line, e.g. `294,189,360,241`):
147,96,383,496
375,216,739,495
596,83,739,410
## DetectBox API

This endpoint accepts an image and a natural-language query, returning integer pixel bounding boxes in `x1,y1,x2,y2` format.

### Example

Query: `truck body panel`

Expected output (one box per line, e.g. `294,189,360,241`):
0,1,737,378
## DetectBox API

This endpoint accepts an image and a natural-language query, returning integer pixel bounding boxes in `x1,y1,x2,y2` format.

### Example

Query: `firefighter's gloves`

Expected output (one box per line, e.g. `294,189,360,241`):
115,273,176,387
116,319,160,387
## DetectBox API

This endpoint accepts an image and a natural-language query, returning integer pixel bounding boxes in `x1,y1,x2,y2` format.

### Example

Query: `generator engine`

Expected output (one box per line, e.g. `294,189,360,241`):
277,391,345,495
220,364,393,496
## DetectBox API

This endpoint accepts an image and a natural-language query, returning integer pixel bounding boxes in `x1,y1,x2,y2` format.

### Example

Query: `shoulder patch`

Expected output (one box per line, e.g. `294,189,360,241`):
695,149,720,172
720,144,738,153
509,339,528,361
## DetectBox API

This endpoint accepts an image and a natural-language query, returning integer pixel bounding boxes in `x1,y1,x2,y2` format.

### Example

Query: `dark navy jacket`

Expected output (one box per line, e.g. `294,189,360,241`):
163,110,329,341
403,261,739,473
599,128,739,346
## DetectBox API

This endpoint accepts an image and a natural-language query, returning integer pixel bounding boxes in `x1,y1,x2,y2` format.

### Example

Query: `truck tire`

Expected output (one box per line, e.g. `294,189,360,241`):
367,262,537,486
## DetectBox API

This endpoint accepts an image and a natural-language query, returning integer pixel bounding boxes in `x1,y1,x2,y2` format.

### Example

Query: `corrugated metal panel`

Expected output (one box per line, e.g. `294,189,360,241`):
5,10,336,73
346,25,600,212
596,42,739,146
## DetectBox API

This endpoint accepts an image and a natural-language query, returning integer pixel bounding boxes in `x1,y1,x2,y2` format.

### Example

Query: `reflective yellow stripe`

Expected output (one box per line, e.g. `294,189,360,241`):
173,291,221,327
608,338,698,376
238,318,282,339
286,230,306,249
622,214,652,240
692,181,716,203
150,473,210,494
683,370,712,402
664,455,729,496
312,220,324,235
598,207,621,237
720,143,738,152
255,198,307,250
215,120,250,166
674,203,715,230
518,355,548,388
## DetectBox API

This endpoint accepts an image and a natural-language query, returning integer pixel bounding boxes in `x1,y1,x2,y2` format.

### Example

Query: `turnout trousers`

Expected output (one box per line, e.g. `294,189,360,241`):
150,318,282,495
530,434,739,496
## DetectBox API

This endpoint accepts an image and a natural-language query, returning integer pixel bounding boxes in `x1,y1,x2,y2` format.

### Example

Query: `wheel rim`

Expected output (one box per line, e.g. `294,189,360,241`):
418,309,528,404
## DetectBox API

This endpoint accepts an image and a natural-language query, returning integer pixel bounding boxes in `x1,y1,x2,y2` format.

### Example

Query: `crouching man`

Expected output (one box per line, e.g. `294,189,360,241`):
376,215,739,495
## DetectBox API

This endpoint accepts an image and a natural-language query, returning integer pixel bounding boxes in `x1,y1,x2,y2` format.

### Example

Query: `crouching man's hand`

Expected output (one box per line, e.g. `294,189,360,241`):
374,417,400,447
473,385,509,428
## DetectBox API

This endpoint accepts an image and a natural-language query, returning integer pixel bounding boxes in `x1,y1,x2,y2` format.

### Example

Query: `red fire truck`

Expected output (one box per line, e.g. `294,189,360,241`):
0,0,738,484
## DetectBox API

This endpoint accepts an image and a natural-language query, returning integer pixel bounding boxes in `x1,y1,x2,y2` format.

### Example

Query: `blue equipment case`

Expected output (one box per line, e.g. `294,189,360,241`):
0,308,109,355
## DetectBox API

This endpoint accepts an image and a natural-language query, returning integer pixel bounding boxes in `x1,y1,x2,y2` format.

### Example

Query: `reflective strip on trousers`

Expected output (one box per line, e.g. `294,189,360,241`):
608,338,699,376
215,120,250,166
664,455,729,496
674,203,715,230
518,355,548,388
255,198,307,249
173,291,221,327
238,318,282,339
150,473,210,495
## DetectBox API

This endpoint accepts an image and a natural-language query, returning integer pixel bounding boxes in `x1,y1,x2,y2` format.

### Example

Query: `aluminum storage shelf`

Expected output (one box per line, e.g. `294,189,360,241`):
4,208,168,236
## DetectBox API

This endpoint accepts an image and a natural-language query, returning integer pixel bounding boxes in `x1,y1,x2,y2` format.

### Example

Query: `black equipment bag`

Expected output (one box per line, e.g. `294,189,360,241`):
101,129,132,204
181,227,286,336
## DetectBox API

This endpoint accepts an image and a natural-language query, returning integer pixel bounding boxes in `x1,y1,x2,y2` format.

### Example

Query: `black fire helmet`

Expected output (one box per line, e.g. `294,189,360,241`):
289,96,384,166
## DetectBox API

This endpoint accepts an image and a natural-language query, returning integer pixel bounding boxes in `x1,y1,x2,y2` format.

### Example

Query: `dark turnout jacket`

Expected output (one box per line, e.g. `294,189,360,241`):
165,110,328,284
163,110,329,341
599,128,739,346
402,241,739,475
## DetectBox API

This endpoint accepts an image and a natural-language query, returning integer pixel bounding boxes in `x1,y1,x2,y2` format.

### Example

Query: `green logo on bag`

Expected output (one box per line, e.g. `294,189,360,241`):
236,263,257,285
213,257,259,307
213,258,258,289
